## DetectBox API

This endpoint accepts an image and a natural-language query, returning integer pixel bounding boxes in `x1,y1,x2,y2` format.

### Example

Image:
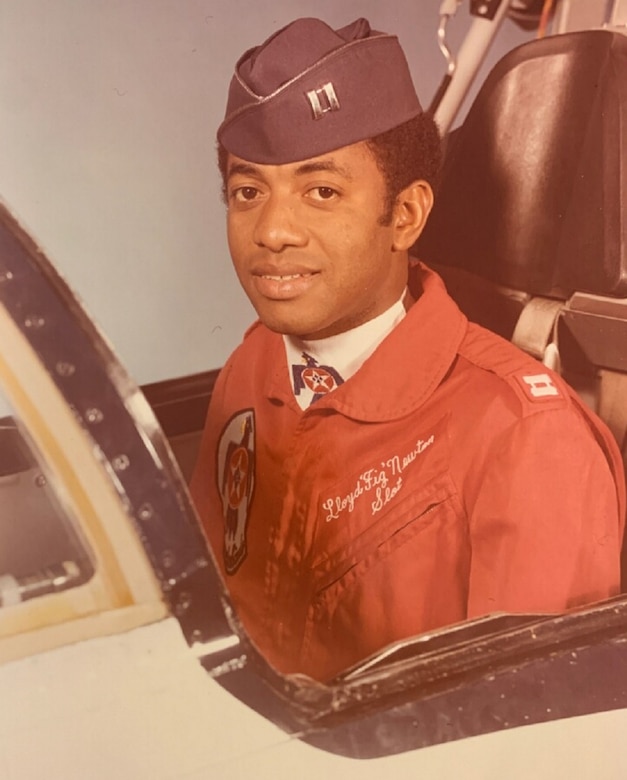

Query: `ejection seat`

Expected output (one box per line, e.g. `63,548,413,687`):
416,29,627,581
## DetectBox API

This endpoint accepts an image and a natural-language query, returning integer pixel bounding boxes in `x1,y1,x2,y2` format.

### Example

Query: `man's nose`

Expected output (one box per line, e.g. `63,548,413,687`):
252,195,307,252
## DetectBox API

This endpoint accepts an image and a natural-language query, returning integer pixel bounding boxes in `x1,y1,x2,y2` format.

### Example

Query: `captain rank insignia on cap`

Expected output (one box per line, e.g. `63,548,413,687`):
306,82,340,119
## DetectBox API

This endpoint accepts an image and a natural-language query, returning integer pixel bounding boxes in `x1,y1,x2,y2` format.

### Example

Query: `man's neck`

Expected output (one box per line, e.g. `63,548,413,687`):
283,290,408,408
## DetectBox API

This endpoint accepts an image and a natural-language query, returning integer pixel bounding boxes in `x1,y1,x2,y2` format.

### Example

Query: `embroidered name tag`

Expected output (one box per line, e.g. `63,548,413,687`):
321,435,435,523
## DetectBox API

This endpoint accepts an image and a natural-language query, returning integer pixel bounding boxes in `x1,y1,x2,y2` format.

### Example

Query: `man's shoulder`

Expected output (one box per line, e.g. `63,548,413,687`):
212,320,283,397
227,320,278,362
458,321,572,416
242,319,265,340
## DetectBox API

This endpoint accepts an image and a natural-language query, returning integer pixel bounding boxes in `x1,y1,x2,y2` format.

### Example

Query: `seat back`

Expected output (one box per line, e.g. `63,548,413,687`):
416,29,627,581
419,29,627,302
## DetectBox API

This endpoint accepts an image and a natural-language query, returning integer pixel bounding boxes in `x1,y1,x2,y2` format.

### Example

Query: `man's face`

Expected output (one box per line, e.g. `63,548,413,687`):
225,141,409,340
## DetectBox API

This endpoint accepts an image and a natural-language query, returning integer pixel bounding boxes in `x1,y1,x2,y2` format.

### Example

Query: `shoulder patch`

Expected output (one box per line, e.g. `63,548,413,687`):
215,409,256,574
509,369,570,412
517,372,561,400
459,324,572,413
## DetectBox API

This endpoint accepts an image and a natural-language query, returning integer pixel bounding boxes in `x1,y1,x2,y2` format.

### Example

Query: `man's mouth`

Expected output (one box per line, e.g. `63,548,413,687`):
260,272,315,281
252,271,319,300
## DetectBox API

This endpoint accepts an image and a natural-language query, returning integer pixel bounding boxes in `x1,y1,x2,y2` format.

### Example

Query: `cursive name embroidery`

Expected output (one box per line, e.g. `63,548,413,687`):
385,434,435,476
371,476,403,515
322,435,435,522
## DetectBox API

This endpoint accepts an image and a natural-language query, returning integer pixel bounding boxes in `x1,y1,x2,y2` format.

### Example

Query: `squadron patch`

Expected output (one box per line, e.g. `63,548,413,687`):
216,409,256,574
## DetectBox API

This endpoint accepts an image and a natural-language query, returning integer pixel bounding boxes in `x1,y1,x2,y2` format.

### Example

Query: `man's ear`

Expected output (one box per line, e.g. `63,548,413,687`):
391,180,434,251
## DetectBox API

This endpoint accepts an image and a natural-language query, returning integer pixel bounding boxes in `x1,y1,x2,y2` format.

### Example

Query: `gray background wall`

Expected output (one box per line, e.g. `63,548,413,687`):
0,1,529,384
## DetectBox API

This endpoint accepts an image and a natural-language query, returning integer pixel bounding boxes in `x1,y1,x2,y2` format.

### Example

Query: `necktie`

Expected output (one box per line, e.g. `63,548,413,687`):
292,352,344,406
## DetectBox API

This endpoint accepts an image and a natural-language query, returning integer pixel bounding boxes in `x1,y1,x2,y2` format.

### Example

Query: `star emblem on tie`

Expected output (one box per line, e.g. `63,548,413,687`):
292,353,344,405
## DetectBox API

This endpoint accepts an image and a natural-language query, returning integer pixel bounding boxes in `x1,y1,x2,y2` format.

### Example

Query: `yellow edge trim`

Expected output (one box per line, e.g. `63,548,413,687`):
0,302,167,656
0,603,167,665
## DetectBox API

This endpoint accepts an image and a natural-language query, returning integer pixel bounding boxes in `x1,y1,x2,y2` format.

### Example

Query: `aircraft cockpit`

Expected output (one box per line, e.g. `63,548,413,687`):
1,1,627,777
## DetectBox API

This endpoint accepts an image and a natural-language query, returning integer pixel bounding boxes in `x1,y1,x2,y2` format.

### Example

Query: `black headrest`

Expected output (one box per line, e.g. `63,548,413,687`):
417,30,627,298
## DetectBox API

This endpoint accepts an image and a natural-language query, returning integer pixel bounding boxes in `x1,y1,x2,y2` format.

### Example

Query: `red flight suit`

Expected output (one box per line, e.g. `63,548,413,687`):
191,263,625,682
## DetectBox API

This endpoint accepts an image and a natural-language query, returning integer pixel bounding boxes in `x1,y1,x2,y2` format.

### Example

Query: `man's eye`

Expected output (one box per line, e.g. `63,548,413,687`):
308,186,338,201
232,186,260,202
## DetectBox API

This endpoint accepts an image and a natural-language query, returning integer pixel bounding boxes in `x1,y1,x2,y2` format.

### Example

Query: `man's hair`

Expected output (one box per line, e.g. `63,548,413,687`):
217,112,442,222
365,112,442,225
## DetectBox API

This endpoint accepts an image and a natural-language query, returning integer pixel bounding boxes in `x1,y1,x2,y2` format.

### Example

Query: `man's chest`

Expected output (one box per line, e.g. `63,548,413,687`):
252,404,458,566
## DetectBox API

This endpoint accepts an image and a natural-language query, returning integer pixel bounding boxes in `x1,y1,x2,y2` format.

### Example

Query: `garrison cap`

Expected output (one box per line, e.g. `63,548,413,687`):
218,17,423,164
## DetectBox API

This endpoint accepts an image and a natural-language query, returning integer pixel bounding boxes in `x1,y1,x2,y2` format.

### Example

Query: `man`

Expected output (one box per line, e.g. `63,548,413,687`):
191,17,625,682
